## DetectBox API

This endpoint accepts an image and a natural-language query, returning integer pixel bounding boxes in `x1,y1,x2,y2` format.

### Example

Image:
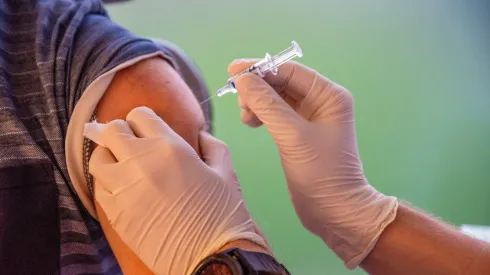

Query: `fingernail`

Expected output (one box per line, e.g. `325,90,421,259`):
228,60,243,73
231,59,242,65
231,58,246,65
232,58,257,65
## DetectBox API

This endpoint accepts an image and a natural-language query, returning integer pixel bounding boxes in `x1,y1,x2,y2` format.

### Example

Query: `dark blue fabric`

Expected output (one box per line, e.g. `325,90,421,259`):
0,0,177,274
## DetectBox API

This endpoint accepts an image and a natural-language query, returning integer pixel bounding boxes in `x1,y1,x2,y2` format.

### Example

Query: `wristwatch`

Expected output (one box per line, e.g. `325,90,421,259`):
192,248,291,275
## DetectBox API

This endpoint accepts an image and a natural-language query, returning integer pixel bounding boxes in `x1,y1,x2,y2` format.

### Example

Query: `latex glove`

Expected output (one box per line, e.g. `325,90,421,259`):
86,106,267,275
228,60,398,269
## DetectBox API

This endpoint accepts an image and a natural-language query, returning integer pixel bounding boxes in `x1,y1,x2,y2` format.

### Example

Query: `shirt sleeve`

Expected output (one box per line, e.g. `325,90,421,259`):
35,0,176,122
36,1,211,219
66,13,177,116
34,0,178,218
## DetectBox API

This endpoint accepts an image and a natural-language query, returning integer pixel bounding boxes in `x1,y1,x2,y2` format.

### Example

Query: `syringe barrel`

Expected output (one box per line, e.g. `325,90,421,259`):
216,41,303,97
216,84,235,97
269,41,303,70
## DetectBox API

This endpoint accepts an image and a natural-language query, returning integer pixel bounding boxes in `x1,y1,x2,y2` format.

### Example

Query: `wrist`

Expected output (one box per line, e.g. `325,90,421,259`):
193,245,288,275
188,239,272,275
190,240,272,275
331,193,399,269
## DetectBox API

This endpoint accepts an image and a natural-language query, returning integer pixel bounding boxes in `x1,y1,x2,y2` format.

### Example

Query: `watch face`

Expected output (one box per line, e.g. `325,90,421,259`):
194,248,289,275
193,255,242,275
200,263,234,275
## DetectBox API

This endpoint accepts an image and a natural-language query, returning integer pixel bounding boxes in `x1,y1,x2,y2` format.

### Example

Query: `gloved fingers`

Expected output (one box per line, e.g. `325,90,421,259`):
83,122,107,147
100,119,137,161
234,73,303,134
240,109,263,128
237,94,249,110
93,176,116,221
90,146,149,196
198,132,235,178
126,106,175,139
228,59,317,101
89,146,121,193
127,107,200,162
237,80,301,128
227,58,260,75
264,61,317,101
238,95,262,127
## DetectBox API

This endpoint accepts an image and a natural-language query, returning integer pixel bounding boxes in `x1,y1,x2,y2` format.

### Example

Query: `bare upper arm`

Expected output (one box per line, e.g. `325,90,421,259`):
96,56,206,150
94,56,206,274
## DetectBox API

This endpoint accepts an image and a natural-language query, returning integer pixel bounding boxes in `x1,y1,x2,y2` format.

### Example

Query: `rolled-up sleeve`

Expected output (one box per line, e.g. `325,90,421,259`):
0,0,183,273
36,1,177,218
35,0,175,118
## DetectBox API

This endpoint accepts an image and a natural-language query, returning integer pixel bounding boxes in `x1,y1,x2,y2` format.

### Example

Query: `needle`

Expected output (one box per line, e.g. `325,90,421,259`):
199,96,214,105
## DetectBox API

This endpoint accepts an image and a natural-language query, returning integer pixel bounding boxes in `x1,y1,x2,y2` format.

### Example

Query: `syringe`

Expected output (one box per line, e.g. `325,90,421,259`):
216,41,303,97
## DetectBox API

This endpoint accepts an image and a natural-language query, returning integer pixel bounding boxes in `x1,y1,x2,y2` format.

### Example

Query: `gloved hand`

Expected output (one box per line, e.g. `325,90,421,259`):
228,60,398,269
85,106,268,275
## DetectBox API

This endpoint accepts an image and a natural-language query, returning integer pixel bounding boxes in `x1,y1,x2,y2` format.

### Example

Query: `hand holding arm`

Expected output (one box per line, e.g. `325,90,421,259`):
86,107,268,275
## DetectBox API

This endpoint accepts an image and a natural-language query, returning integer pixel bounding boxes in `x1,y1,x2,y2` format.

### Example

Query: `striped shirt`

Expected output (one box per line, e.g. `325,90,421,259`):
0,0,211,274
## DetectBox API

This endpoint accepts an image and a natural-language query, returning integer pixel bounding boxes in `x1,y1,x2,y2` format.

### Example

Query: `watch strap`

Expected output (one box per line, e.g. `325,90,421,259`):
194,248,290,275
231,249,290,275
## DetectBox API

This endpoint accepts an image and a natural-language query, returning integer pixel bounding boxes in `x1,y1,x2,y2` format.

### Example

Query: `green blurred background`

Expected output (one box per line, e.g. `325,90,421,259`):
107,1,490,273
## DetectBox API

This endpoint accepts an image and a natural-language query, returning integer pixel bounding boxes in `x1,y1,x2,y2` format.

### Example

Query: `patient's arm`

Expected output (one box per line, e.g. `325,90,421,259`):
94,57,268,274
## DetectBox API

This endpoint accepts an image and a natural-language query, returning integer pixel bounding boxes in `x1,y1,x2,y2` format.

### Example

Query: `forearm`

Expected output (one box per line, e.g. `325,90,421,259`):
361,203,490,275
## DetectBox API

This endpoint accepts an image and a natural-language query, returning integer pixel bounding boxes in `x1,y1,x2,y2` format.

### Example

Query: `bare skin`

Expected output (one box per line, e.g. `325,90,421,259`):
361,204,490,275
94,57,268,274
